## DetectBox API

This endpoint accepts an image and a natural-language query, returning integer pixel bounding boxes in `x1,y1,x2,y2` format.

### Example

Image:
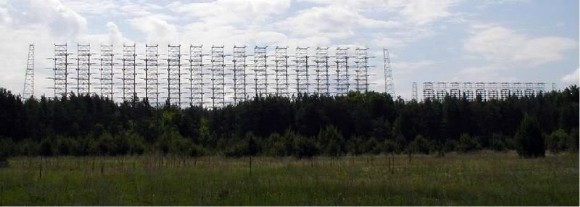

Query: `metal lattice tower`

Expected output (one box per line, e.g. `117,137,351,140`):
210,45,226,108
354,48,369,92
475,82,486,100
232,45,247,103
73,44,92,95
450,82,461,98
120,44,137,102
436,82,447,99
335,47,349,96
166,44,182,106
274,46,289,97
487,82,498,100
99,44,114,100
144,44,159,106
314,47,330,95
23,44,34,99
412,82,417,101
189,45,205,107
253,46,268,97
383,48,394,96
52,44,70,97
423,82,434,100
294,47,310,95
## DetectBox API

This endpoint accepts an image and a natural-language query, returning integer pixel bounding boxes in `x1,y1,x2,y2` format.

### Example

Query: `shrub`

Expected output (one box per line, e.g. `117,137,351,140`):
409,135,432,154
456,133,481,153
293,135,320,159
546,129,568,154
318,125,345,157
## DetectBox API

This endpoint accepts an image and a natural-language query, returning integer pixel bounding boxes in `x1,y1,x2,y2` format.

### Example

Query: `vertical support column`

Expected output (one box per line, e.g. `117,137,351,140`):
23,44,34,99
335,47,349,96
423,82,434,100
436,81,447,100
99,44,114,100
274,46,288,97
314,47,329,95
294,47,310,95
475,82,486,101
210,45,225,108
354,48,369,92
167,44,182,106
144,44,159,106
233,45,247,103
253,46,268,97
121,44,136,102
53,44,69,97
412,82,418,101
383,48,394,96
76,44,91,95
190,45,205,107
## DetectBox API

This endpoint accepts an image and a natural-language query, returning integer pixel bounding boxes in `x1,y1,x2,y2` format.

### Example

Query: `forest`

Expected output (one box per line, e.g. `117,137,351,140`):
0,85,578,160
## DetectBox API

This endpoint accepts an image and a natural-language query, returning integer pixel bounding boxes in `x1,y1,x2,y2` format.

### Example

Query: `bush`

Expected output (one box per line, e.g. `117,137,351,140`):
489,134,508,152
515,116,545,158
409,135,432,154
546,129,568,154
0,138,11,167
293,135,320,159
456,133,481,153
224,132,260,157
318,125,345,157
379,139,399,154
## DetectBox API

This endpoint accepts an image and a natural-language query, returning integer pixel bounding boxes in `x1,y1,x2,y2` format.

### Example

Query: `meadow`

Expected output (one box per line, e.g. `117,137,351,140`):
0,152,577,205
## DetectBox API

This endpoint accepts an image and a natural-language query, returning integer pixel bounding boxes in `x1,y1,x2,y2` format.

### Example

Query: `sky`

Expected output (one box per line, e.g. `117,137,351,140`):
0,0,578,100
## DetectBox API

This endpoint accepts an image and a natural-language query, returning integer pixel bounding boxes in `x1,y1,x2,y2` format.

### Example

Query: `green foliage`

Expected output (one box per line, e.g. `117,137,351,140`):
318,125,346,157
546,129,568,154
515,116,545,158
456,133,481,153
0,85,578,157
409,135,432,154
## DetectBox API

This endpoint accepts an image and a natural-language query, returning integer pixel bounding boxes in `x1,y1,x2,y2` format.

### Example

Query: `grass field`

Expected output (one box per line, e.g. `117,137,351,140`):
0,152,577,205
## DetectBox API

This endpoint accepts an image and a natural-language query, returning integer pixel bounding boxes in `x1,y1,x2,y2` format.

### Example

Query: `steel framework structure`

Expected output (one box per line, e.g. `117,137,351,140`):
23,44,34,99
99,44,115,100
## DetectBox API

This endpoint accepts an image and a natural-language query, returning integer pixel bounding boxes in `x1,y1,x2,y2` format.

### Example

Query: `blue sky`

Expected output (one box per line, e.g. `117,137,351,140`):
0,0,577,100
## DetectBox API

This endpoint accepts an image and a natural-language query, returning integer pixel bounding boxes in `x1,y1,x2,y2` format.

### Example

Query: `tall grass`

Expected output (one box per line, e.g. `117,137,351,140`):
0,152,577,205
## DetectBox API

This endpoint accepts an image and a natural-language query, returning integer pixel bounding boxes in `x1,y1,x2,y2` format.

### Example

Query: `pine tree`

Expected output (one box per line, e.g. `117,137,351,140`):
515,115,545,158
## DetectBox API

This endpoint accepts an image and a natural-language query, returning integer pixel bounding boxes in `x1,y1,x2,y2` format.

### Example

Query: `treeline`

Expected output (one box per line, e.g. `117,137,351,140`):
0,86,578,159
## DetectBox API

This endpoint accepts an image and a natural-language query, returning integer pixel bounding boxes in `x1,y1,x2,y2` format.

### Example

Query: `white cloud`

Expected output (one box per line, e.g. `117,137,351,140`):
129,16,178,44
27,0,87,40
299,0,460,25
277,5,399,39
561,68,579,86
464,24,577,66
170,0,290,25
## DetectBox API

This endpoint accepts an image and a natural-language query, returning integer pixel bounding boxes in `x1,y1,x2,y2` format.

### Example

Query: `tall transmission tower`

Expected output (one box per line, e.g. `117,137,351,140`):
120,44,137,102
294,47,310,95
335,47,349,96
166,44,182,106
210,45,226,108
23,44,35,99
383,48,394,96
354,48,369,92
274,46,289,97
232,45,247,103
144,44,159,106
314,47,330,95
412,82,417,101
74,44,92,95
189,45,205,107
52,44,70,97
99,44,115,100
253,46,268,97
